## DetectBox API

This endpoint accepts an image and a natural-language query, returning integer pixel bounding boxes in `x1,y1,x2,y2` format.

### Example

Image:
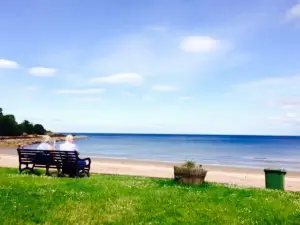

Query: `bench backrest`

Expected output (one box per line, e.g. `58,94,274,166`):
17,149,39,163
17,148,79,165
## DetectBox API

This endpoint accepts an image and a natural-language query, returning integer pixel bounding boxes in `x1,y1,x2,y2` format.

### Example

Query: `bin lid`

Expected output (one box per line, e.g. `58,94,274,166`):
264,168,287,173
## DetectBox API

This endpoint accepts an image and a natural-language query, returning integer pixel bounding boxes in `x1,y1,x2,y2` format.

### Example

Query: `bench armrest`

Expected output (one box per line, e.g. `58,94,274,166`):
80,157,91,166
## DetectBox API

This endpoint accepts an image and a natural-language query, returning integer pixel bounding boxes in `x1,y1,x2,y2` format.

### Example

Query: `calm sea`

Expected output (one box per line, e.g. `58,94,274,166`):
36,133,300,171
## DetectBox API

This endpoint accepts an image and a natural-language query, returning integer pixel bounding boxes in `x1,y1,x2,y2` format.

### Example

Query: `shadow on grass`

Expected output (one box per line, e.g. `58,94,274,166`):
21,170,90,179
21,169,44,176
154,178,213,190
0,167,44,176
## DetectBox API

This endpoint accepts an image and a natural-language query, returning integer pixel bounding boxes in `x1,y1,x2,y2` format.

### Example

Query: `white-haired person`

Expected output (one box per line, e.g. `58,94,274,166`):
59,134,86,166
37,135,56,150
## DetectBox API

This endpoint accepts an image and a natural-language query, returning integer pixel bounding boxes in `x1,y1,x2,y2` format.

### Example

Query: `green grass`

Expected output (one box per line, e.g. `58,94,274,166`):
0,168,300,225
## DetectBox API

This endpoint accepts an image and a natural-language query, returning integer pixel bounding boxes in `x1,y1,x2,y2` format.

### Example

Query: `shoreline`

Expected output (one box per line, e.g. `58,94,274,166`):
1,148,299,176
1,148,300,191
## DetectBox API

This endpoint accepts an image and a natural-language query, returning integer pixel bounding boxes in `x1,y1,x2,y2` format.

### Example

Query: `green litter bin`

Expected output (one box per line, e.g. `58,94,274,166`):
264,168,287,190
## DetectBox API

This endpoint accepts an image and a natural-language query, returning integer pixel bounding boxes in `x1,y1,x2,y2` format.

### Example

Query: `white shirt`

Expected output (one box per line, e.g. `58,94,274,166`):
37,143,52,150
59,142,78,151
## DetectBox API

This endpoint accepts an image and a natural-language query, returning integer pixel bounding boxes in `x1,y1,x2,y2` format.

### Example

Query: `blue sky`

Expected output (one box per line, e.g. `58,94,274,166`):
1,0,300,135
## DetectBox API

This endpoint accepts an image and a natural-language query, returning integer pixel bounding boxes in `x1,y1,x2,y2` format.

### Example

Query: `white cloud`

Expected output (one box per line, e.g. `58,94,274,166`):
28,67,57,77
278,98,300,109
286,3,300,21
179,96,193,100
90,73,143,85
85,32,234,80
234,75,300,96
232,75,300,107
73,97,102,102
268,113,300,124
54,88,106,94
232,75,300,127
0,59,19,69
152,85,179,92
231,75,300,108
179,36,221,53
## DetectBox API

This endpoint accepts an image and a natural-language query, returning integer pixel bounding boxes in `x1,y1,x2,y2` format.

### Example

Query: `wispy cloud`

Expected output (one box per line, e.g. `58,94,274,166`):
54,88,106,94
28,67,57,77
85,32,234,80
152,85,179,92
90,73,143,85
0,59,19,69
268,112,300,124
232,75,300,107
233,75,300,127
235,75,300,91
285,3,300,22
278,98,300,109
179,36,222,53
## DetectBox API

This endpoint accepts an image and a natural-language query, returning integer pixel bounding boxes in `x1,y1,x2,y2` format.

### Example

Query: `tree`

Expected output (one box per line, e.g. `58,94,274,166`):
0,114,20,136
33,124,46,135
0,108,49,136
18,120,34,135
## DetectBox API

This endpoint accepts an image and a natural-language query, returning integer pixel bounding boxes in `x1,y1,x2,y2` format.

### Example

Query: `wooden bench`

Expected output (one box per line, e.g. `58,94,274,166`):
17,148,91,177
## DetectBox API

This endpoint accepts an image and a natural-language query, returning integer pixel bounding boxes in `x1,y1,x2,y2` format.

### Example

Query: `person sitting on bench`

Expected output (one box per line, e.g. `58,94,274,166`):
59,134,86,166
37,135,55,150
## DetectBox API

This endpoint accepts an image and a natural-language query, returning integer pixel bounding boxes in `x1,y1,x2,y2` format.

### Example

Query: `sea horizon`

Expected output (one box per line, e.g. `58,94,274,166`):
61,132,300,138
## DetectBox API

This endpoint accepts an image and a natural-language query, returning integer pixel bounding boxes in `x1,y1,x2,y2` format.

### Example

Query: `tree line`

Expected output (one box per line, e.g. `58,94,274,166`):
0,107,48,136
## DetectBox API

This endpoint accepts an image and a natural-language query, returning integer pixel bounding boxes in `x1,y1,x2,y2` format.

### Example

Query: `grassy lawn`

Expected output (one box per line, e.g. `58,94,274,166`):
0,168,300,224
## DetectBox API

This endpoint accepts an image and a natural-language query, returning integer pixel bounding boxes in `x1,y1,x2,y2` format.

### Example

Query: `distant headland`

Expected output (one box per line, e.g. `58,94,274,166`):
0,107,87,148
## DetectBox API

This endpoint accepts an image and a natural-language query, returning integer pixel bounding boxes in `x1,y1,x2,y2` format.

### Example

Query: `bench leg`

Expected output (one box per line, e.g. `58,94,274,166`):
77,168,90,177
84,168,90,177
19,164,22,173
56,163,62,176
75,169,80,178
57,168,61,176
19,163,34,173
45,166,50,176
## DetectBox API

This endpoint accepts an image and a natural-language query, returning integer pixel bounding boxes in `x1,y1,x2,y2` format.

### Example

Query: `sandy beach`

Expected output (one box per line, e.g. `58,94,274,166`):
1,148,300,192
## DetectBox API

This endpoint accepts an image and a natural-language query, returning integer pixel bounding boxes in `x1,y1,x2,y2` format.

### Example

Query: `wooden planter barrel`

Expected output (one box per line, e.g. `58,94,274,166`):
174,166,207,185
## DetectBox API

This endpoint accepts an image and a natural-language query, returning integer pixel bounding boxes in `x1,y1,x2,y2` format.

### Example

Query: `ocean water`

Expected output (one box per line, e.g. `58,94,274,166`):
37,133,300,171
